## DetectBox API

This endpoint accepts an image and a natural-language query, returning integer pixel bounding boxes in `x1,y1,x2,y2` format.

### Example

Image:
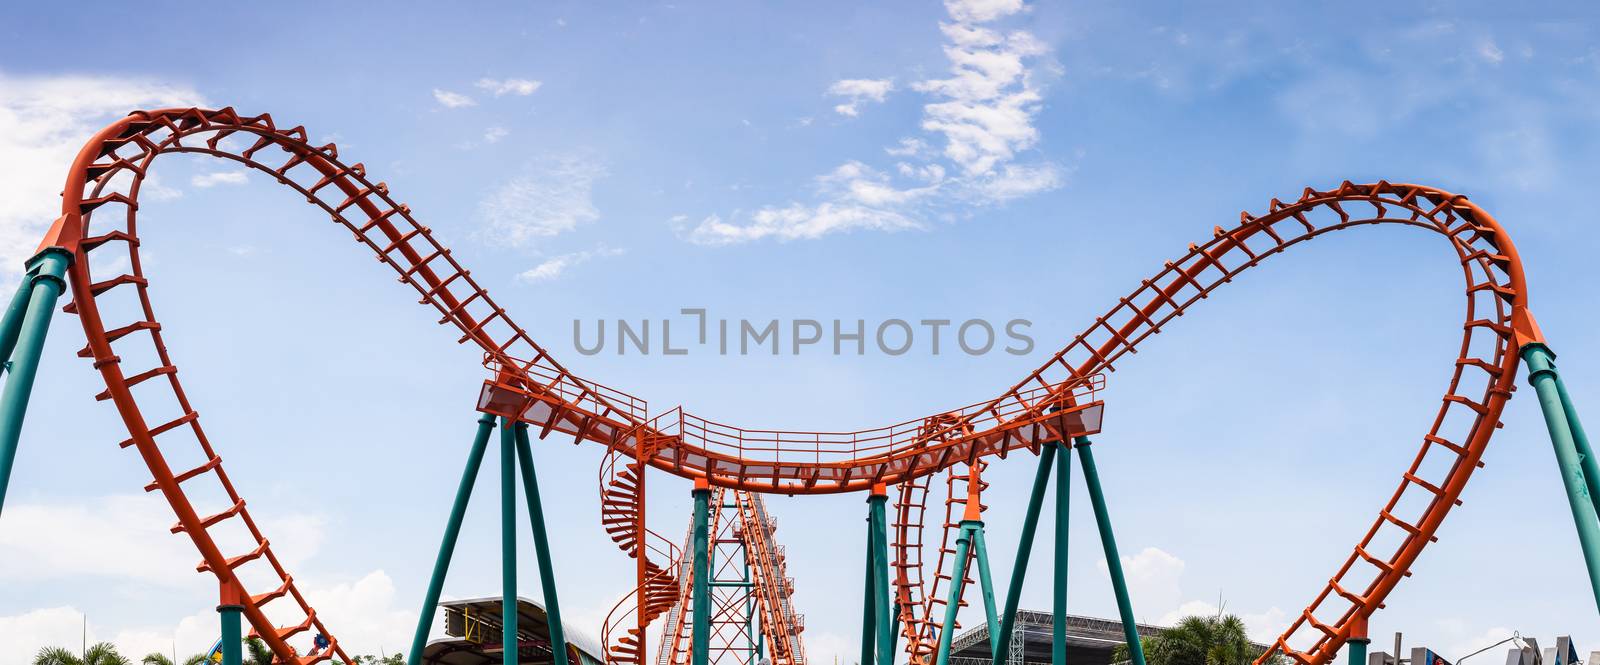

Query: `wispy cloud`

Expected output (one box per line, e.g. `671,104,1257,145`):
190,170,248,188
828,78,894,117
685,0,1063,245
432,88,477,108
913,12,1049,174
518,245,625,282
484,126,510,143
478,156,607,248
0,71,204,273
476,77,542,96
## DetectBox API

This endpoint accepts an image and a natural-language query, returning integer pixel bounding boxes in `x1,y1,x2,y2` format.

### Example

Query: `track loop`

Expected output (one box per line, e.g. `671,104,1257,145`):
890,182,1531,665
48,106,1533,665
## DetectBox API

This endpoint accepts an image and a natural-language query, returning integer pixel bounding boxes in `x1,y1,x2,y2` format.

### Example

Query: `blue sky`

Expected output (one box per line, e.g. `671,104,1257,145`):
2,0,1600,662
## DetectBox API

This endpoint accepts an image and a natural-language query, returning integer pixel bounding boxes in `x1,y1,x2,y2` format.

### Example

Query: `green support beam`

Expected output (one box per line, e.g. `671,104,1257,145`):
860,512,877,665
869,491,893,665
933,523,975,665
0,247,72,516
1522,343,1600,611
1347,638,1369,665
408,415,495,665
1551,358,1600,518
692,483,712,665
1053,442,1072,665
1076,437,1146,665
501,418,519,664
0,266,36,374
746,551,758,665
971,525,999,653
514,423,568,665
219,603,243,665
995,448,1054,665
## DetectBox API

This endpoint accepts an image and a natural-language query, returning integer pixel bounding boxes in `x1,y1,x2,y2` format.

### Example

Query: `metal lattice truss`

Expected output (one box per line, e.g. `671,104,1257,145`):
655,488,806,665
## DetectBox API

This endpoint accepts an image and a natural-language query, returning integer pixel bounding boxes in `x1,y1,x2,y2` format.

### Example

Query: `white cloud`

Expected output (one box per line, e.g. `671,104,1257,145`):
943,0,1028,23
1477,39,1505,64
476,78,542,97
885,137,930,157
688,203,920,245
0,607,92,664
0,71,204,274
1120,546,1186,613
1097,547,1290,644
143,174,184,202
285,571,416,658
0,493,329,589
687,1,1062,245
518,246,625,282
0,605,222,665
432,89,476,108
484,126,510,143
913,19,1049,175
828,78,895,117
1156,600,1291,646
0,571,417,662
478,157,607,248
971,162,1064,202
0,494,205,587
190,170,248,188
0,493,414,659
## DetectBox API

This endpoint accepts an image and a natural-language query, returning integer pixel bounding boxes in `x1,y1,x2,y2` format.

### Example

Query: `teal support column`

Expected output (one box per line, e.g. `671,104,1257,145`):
692,481,713,665
887,598,900,665
1076,437,1145,665
744,552,756,665
0,247,71,516
0,269,35,373
1522,344,1600,611
408,415,495,665
861,513,877,665
1551,361,1600,517
933,524,975,665
513,423,568,665
219,602,242,665
869,489,892,665
995,449,1053,665
756,614,765,662
1347,638,1369,665
501,418,520,664
970,526,1000,650
1052,442,1072,665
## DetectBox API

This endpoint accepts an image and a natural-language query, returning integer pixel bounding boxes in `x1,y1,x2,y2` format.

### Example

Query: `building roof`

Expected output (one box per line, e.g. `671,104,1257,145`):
421,596,604,665
947,610,1270,665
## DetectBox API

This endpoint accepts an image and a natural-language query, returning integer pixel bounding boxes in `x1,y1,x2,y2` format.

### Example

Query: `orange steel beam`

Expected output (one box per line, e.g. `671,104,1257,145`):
42,106,1533,665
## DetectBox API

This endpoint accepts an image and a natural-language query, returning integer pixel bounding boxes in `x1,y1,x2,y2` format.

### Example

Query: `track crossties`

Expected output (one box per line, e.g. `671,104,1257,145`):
46,106,1534,665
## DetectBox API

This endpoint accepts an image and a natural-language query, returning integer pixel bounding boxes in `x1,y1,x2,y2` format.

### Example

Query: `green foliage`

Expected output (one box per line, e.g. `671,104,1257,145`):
1113,614,1284,665
140,653,209,665
350,655,405,665
33,643,132,665
242,637,275,665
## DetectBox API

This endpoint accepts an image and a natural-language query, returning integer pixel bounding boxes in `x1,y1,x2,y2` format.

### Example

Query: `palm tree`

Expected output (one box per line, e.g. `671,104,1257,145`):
33,643,131,665
141,652,210,665
242,637,276,665
1114,614,1276,665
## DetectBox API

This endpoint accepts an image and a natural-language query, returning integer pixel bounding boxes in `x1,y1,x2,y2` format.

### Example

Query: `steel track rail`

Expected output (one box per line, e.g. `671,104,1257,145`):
42,106,1536,665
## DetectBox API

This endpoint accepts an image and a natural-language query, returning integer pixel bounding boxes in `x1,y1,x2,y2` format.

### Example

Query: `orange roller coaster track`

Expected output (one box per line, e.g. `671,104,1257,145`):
1,106,1590,665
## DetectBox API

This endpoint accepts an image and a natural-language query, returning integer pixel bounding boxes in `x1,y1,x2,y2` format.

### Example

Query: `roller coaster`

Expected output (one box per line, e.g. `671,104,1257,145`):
0,107,1596,665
